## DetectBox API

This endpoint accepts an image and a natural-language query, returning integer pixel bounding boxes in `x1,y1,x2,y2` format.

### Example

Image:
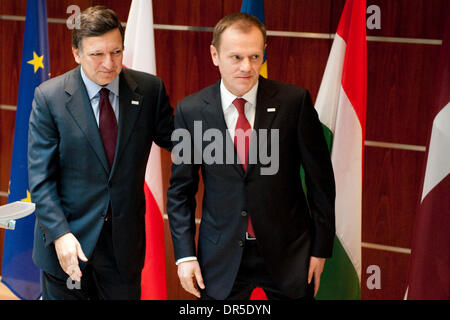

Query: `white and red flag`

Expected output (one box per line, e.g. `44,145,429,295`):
123,0,167,299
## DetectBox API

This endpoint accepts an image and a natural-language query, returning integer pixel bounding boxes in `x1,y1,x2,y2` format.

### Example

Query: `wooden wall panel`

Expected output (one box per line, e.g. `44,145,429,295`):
366,42,441,145
0,20,24,106
47,23,78,78
154,30,220,106
362,248,411,299
265,0,335,33
154,0,226,27
92,0,132,23
365,0,448,39
362,147,425,248
0,1,27,15
0,111,15,193
267,37,331,102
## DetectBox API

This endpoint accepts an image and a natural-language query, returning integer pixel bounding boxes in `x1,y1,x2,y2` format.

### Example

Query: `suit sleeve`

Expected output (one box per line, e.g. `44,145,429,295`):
166,102,200,261
152,78,174,151
297,90,336,258
28,86,70,246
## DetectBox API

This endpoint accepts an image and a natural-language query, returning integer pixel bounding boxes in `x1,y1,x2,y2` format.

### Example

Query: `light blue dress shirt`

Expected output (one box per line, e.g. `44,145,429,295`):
80,66,120,126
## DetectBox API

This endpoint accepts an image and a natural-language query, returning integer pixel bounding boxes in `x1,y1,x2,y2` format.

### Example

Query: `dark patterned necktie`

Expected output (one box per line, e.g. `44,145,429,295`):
99,88,118,168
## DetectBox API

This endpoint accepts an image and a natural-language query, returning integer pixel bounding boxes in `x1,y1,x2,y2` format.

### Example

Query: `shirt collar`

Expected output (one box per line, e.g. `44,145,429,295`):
220,80,258,113
80,66,119,99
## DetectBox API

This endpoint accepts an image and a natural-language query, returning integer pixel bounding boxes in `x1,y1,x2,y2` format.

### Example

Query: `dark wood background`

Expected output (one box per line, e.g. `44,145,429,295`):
0,0,447,299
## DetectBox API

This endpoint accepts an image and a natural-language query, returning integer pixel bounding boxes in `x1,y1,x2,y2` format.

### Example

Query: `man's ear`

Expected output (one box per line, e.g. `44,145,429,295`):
72,46,81,64
210,45,219,67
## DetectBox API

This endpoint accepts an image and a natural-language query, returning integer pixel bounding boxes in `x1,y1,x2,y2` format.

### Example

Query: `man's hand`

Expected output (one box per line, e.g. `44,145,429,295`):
54,232,88,282
308,256,326,296
177,260,205,298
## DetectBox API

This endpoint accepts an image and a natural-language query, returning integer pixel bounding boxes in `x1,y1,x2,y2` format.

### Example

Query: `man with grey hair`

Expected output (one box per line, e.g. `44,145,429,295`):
29,6,174,299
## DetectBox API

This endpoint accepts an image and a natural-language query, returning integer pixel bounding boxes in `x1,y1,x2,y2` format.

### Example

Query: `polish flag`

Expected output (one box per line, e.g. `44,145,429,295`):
123,0,167,299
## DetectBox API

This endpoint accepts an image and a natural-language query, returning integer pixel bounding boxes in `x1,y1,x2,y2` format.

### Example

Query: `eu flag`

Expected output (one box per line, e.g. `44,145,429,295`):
1,0,50,300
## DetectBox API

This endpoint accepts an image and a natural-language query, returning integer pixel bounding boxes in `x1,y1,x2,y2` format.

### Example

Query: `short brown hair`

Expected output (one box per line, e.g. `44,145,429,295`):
212,13,266,50
72,6,124,50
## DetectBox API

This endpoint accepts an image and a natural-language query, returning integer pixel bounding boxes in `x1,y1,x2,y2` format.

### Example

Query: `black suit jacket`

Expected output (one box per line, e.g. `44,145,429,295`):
29,66,174,280
167,76,335,299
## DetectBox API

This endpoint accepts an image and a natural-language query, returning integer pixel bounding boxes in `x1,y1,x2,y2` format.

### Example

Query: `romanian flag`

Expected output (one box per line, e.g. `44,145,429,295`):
241,0,268,300
314,0,367,299
123,0,167,299
406,18,449,300
1,0,50,300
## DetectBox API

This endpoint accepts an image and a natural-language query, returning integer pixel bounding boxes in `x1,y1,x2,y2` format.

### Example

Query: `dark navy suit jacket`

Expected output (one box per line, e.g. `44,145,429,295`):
167,76,335,299
29,66,173,280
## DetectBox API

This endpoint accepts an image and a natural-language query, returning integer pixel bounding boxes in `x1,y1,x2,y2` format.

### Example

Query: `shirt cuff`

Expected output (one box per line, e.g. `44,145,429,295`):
175,256,197,265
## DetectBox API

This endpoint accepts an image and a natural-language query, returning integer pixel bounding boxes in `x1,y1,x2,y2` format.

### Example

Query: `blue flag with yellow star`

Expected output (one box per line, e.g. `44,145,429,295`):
1,0,50,300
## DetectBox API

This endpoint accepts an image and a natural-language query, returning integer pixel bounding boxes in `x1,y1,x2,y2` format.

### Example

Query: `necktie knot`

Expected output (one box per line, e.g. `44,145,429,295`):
232,98,247,115
100,87,110,98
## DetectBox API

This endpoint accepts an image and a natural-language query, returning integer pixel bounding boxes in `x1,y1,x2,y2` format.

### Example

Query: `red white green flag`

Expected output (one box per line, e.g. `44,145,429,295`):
314,0,367,299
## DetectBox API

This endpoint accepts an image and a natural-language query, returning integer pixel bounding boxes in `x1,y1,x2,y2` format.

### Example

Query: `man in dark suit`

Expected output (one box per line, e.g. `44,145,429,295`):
28,6,173,299
167,13,335,300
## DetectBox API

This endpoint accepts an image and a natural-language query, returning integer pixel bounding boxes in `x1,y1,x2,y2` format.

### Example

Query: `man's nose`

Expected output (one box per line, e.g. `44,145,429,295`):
103,54,114,69
240,58,251,72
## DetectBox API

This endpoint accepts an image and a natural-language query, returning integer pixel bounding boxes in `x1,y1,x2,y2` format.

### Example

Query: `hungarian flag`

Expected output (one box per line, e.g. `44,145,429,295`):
241,0,268,300
1,0,50,300
123,0,167,299
405,18,449,300
314,0,367,299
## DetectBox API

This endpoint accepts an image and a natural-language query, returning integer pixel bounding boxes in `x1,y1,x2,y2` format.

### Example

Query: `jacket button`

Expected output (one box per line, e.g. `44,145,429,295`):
238,240,244,247
241,210,247,217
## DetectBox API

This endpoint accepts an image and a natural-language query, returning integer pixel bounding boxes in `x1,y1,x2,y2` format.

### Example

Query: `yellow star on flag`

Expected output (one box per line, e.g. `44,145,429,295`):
21,190,32,203
27,51,44,73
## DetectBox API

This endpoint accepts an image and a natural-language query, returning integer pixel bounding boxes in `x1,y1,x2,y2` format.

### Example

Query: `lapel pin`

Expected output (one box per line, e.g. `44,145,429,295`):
267,107,276,112
131,100,140,106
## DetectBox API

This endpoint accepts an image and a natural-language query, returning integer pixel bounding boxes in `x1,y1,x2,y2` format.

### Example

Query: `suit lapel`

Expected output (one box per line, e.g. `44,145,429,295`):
64,67,110,175
200,81,244,176
246,76,279,177
110,68,143,178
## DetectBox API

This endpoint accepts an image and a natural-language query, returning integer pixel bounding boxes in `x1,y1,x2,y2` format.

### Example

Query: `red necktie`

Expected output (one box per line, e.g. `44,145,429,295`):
99,88,118,168
233,98,255,237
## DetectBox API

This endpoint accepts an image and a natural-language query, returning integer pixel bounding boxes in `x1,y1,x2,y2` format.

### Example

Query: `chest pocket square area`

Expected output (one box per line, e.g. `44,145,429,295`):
131,100,140,106
267,107,276,112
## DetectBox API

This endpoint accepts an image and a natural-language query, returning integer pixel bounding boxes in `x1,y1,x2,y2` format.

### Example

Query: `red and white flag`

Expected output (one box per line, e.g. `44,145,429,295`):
123,0,167,299
406,19,450,300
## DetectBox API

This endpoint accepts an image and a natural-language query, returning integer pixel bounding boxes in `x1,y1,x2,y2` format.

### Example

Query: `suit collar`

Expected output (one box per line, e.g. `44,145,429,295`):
246,76,279,177
112,68,143,177
200,77,279,177
64,66,142,179
65,66,111,174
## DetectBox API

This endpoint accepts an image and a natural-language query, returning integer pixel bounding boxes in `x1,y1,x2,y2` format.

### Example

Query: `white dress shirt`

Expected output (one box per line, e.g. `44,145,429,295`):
176,80,259,265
